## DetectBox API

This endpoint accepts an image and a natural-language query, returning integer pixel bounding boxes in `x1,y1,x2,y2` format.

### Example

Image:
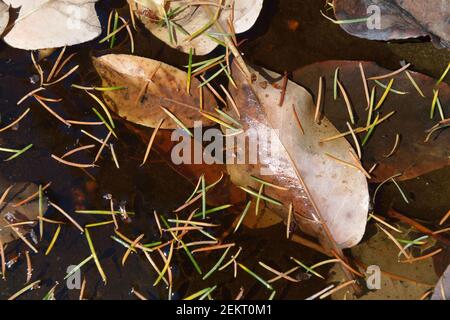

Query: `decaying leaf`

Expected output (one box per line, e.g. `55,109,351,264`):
0,0,8,36
332,0,450,49
129,0,264,55
293,60,450,183
0,179,48,245
432,264,449,300
329,226,439,300
93,54,216,129
2,0,101,50
227,63,370,249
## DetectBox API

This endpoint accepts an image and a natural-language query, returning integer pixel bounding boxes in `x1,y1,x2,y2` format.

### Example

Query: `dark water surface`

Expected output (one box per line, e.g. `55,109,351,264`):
0,0,449,300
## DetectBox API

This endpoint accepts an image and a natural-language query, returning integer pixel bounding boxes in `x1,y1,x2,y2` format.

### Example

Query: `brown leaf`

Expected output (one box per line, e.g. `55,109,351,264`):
227,63,370,249
0,179,47,245
293,60,450,182
333,0,450,48
93,54,215,129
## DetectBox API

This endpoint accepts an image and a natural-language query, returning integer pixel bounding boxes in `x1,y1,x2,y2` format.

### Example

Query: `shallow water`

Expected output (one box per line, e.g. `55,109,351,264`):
0,0,449,300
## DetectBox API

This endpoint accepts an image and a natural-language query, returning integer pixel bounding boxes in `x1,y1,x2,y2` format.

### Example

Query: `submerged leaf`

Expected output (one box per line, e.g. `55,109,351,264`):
129,0,264,55
227,63,370,249
293,60,450,182
3,0,101,50
432,264,450,300
93,54,215,129
0,177,48,245
333,0,450,49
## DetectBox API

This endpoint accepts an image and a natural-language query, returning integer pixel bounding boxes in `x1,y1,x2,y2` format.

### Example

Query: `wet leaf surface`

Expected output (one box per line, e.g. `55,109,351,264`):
333,0,450,48
294,60,450,183
227,63,369,249
129,0,263,55
2,0,101,50
93,54,216,129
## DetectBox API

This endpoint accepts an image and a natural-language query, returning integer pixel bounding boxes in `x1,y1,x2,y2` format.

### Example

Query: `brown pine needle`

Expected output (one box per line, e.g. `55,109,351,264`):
154,211,162,237
94,131,112,163
367,63,411,80
13,182,51,208
0,185,14,205
432,227,450,235
49,201,84,233
47,46,66,82
54,53,77,79
122,234,145,266
336,80,355,124
118,16,134,53
61,144,96,159
220,84,240,118
17,87,45,105
369,213,402,233
110,144,120,169
384,134,400,158
325,153,363,173
66,120,103,126
79,278,87,300
439,210,450,226
30,51,43,86
279,71,288,107
330,251,364,277
359,63,370,108
419,290,433,300
378,225,411,259
286,202,293,239
258,261,299,283
37,216,65,224
51,154,96,168
0,108,31,133
44,65,79,86
10,227,38,253
320,280,356,299
33,95,70,126
200,75,227,105
192,243,235,254
141,118,164,166
346,122,361,159
292,105,305,134
0,238,5,279
400,248,443,264
314,76,323,123
268,266,300,283
348,149,371,179
131,288,147,300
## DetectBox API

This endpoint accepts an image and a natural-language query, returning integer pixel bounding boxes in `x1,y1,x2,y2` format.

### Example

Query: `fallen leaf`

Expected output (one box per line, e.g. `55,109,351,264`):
0,179,48,245
3,0,101,50
227,63,370,249
329,226,439,300
332,0,450,49
0,0,8,36
432,264,449,300
293,60,450,182
129,0,264,55
93,54,216,129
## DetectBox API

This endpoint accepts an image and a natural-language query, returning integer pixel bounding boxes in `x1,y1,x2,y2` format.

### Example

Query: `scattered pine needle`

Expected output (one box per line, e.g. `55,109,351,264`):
439,210,450,226
320,280,356,299
8,280,40,300
314,76,323,123
367,63,410,80
51,154,96,169
400,248,443,264
378,225,411,260
45,225,62,255
384,134,400,158
49,201,84,233
85,228,107,284
336,80,355,124
405,71,425,97
0,108,31,133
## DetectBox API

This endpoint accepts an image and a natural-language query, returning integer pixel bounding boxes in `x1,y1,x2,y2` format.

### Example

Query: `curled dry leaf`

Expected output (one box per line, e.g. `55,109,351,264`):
333,0,450,49
93,54,215,129
0,178,48,245
0,0,8,36
293,60,450,183
3,0,101,50
227,63,370,249
432,264,449,300
129,0,264,55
